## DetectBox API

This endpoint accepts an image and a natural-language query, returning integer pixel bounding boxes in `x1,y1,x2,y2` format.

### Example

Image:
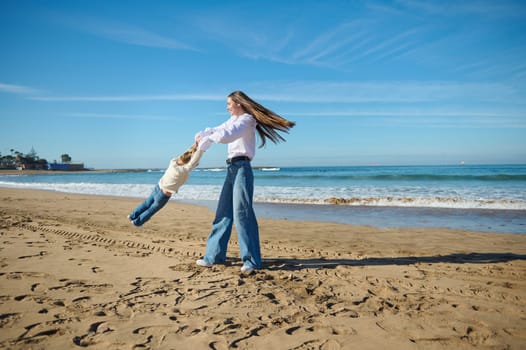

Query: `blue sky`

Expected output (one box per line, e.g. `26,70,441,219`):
1,0,525,169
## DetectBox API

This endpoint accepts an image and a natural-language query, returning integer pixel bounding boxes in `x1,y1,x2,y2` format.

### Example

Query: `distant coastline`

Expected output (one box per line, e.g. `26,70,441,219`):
0,166,281,175
0,168,150,175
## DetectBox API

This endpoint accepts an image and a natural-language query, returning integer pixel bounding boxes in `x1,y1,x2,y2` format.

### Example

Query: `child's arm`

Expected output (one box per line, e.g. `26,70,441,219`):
184,149,204,171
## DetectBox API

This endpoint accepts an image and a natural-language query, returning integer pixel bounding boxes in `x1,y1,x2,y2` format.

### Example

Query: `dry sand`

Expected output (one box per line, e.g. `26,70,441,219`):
0,188,525,349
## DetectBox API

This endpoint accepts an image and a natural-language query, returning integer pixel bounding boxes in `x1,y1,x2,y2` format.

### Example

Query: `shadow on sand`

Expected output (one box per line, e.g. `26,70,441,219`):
264,252,526,271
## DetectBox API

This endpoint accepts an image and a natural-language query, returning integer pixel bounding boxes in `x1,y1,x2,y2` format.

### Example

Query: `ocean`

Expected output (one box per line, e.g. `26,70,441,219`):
1,164,525,234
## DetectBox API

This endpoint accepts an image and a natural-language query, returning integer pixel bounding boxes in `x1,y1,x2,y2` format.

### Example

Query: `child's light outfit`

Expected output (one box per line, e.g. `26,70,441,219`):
129,149,204,226
159,149,204,195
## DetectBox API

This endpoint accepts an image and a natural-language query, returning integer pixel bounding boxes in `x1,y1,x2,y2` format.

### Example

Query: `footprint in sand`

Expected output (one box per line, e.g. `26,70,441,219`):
16,322,65,345
18,250,47,259
0,312,21,327
72,296,91,303
73,321,113,347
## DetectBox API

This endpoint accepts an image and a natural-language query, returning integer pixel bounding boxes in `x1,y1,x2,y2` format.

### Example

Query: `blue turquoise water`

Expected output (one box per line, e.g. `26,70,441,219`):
1,164,525,233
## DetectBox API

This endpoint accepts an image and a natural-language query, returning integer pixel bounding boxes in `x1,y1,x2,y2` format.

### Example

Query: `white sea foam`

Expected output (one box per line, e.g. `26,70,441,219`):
199,168,225,172
261,167,281,171
1,181,525,210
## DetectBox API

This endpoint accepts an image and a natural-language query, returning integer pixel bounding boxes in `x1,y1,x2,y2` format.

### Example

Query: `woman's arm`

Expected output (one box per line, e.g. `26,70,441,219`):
208,114,255,144
194,124,223,142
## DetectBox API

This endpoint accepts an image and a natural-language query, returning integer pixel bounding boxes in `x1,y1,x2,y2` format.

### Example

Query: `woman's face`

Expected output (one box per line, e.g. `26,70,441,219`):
227,97,244,116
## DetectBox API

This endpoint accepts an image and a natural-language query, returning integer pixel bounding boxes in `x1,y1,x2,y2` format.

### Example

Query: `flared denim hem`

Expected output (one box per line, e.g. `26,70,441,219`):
203,159,261,269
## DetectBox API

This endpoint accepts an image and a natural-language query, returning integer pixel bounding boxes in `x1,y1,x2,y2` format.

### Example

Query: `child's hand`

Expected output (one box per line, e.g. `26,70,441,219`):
194,130,206,142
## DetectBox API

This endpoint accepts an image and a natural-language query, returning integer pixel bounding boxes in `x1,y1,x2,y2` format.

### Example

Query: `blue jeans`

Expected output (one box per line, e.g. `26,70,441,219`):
203,160,261,268
129,184,171,226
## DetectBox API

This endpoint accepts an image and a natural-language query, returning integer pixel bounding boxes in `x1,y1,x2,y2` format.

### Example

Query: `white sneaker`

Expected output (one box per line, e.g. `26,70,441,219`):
240,265,255,274
128,216,142,228
196,259,212,267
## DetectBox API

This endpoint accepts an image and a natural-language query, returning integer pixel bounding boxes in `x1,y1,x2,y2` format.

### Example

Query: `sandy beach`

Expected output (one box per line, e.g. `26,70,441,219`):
0,188,525,349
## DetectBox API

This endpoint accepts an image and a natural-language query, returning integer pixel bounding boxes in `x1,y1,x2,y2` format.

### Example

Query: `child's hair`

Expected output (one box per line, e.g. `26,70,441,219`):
177,143,198,164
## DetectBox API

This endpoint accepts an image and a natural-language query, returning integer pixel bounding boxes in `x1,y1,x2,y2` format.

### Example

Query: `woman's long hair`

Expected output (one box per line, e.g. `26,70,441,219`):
229,91,295,148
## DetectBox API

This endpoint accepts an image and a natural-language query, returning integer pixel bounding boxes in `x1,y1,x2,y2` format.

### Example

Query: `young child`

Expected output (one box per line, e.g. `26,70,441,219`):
128,141,206,226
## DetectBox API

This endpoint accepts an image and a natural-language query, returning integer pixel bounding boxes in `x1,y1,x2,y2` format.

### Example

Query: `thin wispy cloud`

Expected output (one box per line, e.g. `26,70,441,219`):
51,13,197,51
467,47,526,81
189,1,524,82
451,59,492,74
283,106,526,128
450,46,526,81
97,25,195,51
368,116,526,129
250,80,519,104
53,102,526,130
395,0,526,18
291,21,364,63
285,110,525,118
31,80,520,105
512,63,526,79
31,93,224,102
347,27,422,63
0,82,39,95
65,113,182,121
192,8,428,71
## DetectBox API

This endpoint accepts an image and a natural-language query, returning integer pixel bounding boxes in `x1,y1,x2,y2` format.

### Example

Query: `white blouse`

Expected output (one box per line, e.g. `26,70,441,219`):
197,113,257,160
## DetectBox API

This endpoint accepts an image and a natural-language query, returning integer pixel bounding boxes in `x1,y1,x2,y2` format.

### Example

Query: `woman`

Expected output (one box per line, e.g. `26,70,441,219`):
195,91,295,273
